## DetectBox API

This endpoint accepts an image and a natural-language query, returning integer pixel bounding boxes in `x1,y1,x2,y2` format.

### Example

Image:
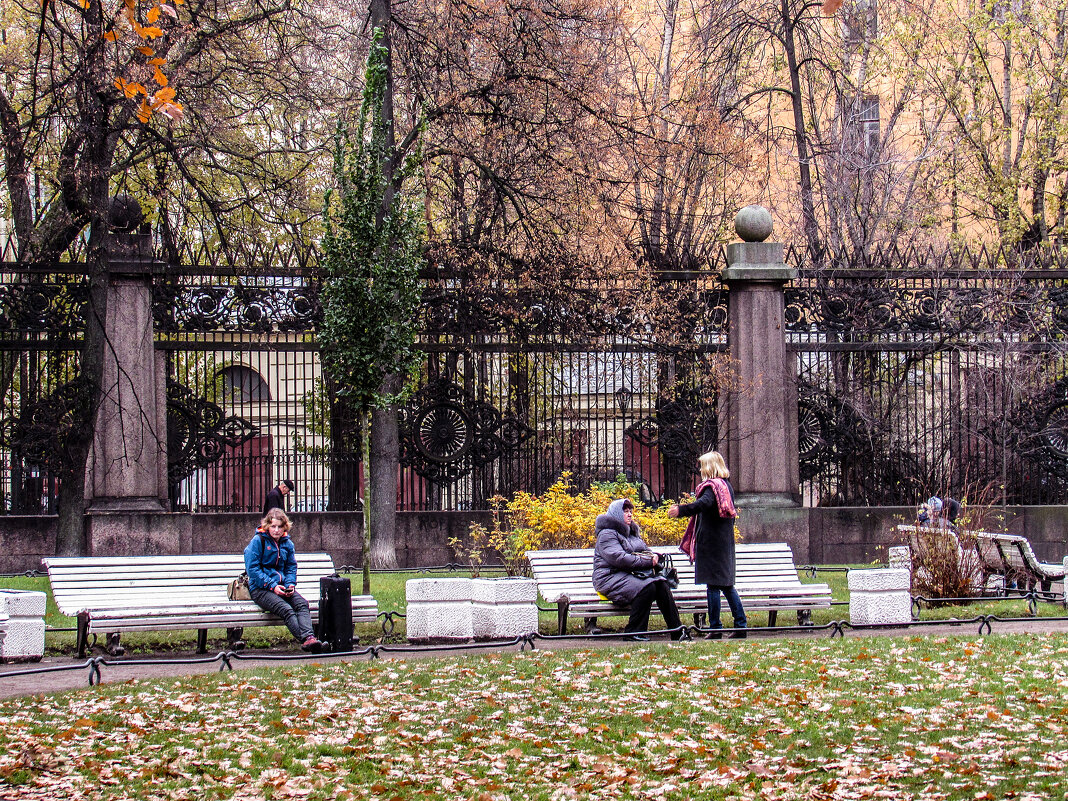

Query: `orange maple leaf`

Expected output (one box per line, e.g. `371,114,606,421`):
154,68,169,87
114,77,146,99
137,46,155,56
822,0,844,13
137,100,152,123
146,6,160,23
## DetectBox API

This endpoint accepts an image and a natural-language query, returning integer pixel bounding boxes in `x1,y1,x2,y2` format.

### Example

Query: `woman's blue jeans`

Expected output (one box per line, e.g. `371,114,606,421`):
250,586,315,642
706,585,747,629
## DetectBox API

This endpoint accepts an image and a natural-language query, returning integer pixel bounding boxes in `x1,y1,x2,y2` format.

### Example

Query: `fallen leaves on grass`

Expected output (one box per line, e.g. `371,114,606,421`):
0,635,1065,800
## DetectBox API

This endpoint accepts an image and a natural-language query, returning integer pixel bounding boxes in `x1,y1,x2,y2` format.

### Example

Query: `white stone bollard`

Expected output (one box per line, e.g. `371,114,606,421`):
848,568,912,626
888,546,911,571
0,589,46,663
0,611,8,658
405,578,474,643
471,578,538,640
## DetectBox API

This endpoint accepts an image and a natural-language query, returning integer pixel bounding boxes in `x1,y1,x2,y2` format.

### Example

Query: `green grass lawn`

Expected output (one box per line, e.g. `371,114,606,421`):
0,566,1062,655
1,634,1065,800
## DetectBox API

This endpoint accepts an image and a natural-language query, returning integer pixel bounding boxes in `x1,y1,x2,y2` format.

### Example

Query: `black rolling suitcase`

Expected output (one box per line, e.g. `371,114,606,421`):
317,574,354,652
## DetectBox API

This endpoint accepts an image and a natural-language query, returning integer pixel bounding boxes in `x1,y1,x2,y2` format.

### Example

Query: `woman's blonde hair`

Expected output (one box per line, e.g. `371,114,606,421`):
698,450,729,480
260,508,291,532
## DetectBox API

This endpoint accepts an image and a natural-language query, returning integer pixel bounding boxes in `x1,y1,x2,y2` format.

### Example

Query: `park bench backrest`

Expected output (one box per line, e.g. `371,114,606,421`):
43,553,338,616
526,542,811,604
896,525,1065,583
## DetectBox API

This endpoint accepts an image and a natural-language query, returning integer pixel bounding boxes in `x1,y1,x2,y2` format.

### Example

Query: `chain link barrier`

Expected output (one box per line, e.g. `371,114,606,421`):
4,611,1067,689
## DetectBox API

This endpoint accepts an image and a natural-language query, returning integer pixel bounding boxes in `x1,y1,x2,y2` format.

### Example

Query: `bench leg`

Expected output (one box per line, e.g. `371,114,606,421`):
197,629,208,654
105,633,125,657
796,609,812,626
77,612,90,659
557,598,571,636
227,627,245,651
767,610,778,628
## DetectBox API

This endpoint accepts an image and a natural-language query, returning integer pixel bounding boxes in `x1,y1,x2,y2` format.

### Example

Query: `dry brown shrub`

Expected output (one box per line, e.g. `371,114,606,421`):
908,526,984,602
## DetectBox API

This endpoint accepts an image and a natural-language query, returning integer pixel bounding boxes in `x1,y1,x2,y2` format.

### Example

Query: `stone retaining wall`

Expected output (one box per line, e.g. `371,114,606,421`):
0,506,1065,573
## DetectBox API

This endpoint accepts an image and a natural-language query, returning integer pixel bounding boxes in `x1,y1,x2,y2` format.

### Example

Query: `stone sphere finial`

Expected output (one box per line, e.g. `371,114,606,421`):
735,204,773,242
108,194,144,232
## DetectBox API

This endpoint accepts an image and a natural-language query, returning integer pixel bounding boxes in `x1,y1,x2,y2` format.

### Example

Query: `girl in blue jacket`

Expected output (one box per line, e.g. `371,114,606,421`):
244,508,325,652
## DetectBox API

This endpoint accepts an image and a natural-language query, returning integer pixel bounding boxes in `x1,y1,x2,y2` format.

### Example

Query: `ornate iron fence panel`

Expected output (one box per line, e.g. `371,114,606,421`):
148,262,729,512
9,241,1068,513
789,245,1068,507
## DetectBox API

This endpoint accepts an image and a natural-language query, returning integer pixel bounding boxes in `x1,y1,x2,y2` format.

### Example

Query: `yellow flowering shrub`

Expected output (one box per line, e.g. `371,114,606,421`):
460,473,692,575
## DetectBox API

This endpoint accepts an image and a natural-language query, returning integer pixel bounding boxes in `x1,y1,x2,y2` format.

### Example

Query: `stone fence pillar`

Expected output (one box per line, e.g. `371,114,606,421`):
719,205,799,507
87,196,169,513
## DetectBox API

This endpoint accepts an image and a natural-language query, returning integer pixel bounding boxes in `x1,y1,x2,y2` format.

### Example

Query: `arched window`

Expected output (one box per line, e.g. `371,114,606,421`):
219,365,271,403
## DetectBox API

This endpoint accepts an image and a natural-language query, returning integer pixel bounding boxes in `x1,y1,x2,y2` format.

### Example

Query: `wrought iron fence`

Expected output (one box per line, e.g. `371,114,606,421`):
789,244,1068,506
156,263,729,512
5,242,1068,512
0,258,729,513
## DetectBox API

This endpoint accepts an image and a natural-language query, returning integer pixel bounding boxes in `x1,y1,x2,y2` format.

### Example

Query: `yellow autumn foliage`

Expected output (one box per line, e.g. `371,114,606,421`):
455,473,692,575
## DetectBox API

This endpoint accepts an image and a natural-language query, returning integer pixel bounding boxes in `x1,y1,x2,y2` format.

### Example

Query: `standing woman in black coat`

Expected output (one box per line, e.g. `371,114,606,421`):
668,450,748,639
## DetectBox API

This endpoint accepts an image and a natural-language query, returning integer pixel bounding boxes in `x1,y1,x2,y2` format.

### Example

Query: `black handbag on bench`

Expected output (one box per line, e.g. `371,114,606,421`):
630,552,680,589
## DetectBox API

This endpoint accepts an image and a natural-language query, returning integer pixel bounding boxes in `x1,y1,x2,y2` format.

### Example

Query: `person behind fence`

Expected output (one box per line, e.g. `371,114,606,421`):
263,479,295,516
918,496,960,530
668,450,748,640
244,508,326,653
592,498,689,641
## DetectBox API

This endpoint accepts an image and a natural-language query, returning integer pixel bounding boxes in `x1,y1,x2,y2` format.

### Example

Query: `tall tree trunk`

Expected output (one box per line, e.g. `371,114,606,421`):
364,0,404,571
361,411,372,594
370,404,400,569
55,1,111,556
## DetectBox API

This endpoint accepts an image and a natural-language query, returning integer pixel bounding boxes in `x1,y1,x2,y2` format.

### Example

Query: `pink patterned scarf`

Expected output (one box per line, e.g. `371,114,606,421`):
679,478,736,562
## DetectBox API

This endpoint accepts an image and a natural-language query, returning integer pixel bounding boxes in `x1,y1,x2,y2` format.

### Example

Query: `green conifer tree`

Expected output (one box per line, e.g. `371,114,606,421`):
320,29,424,592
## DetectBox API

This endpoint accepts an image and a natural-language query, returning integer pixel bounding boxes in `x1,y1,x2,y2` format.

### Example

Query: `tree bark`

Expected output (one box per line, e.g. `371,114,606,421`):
361,411,372,594
370,404,400,569
365,0,404,572
54,0,112,555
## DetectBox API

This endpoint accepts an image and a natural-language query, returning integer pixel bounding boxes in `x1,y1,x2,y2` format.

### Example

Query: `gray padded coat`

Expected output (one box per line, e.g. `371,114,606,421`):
591,499,663,604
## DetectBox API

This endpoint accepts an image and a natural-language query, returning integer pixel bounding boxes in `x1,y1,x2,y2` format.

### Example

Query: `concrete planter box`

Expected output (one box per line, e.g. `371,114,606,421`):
471,577,538,640
406,578,475,643
406,576,539,643
848,568,911,626
0,589,46,663
888,545,911,571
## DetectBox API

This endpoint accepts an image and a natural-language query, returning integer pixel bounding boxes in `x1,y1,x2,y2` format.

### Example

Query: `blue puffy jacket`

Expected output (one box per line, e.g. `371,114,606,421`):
244,530,298,590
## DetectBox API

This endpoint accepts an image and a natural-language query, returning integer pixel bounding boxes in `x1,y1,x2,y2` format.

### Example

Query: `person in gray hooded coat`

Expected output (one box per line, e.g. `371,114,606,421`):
592,498,687,640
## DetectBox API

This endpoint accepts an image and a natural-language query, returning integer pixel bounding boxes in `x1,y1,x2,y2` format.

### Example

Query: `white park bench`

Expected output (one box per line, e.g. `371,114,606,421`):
897,525,1066,594
42,553,379,657
525,542,833,635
